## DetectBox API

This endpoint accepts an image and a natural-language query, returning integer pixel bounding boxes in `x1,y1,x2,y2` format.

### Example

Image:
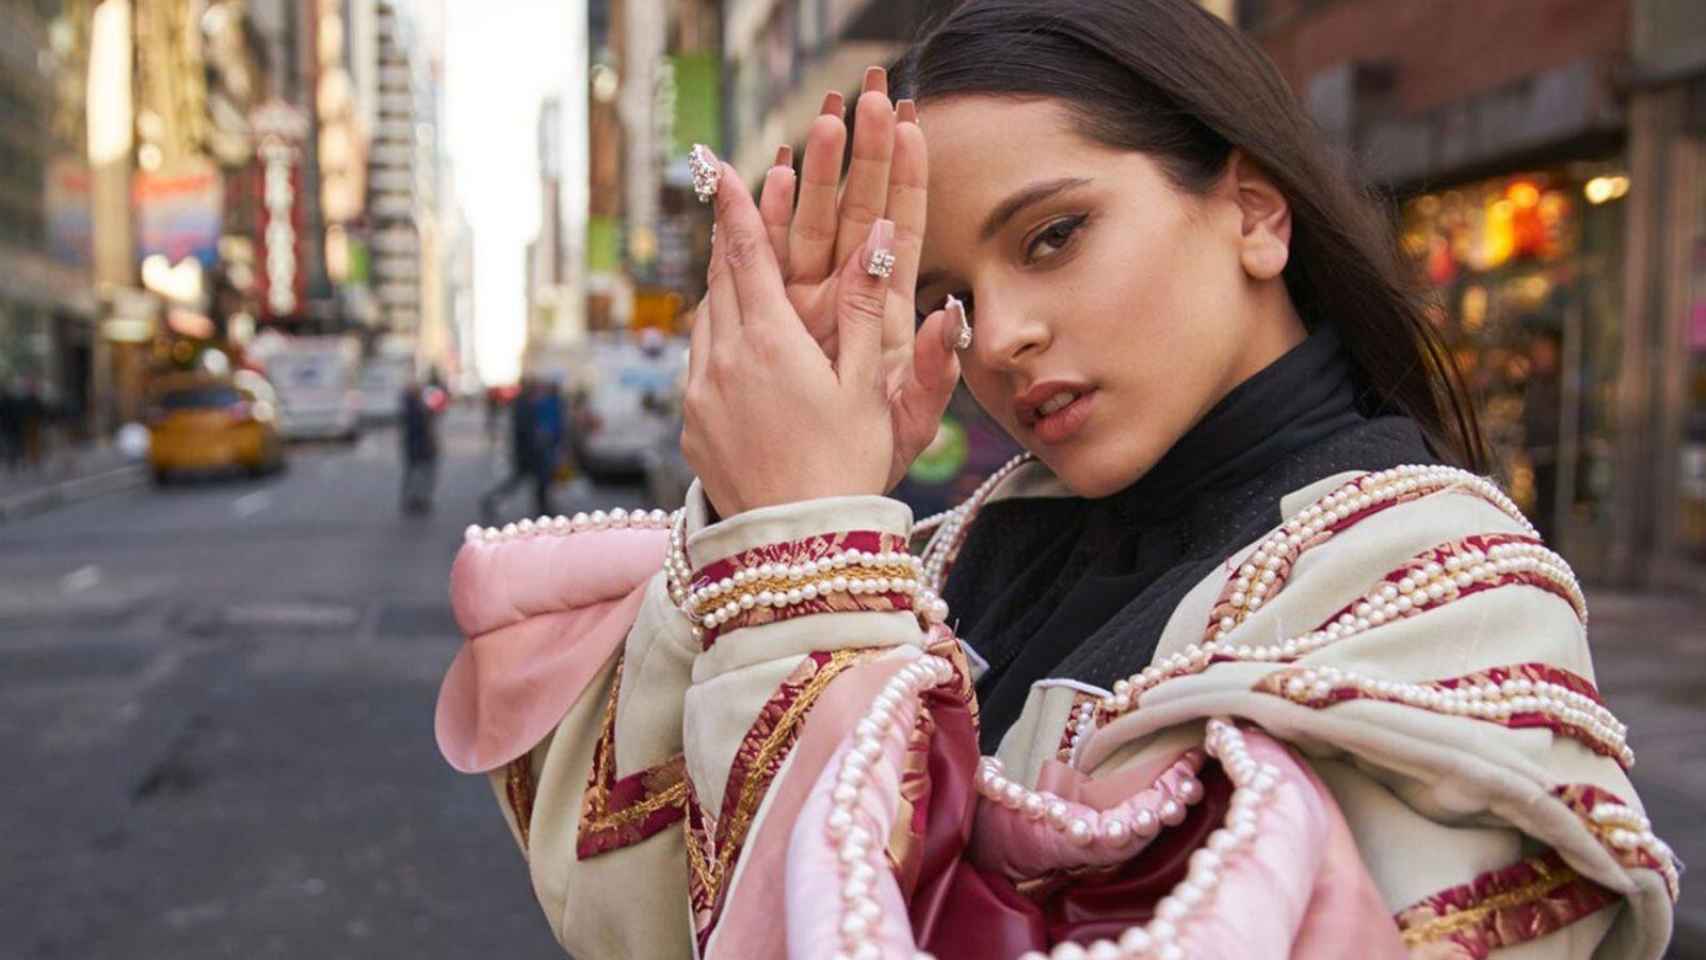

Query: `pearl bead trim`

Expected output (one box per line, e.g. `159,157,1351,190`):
822,654,957,960
1256,663,1634,768
1017,718,1280,960
1204,465,1540,645
975,751,1206,851
1569,794,1682,901
1092,536,1588,733
918,453,1034,596
684,551,935,629
463,507,675,545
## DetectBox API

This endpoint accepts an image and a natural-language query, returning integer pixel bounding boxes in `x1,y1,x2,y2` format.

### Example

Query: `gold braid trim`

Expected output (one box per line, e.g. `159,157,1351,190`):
713,648,867,882
1399,864,1579,946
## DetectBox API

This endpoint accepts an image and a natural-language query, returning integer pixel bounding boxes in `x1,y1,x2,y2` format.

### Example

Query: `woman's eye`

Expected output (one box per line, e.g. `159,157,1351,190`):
1026,214,1088,261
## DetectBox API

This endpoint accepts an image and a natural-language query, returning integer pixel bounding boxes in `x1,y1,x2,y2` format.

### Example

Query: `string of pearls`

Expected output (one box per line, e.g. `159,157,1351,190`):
1096,532,1586,728
1016,718,1279,960
1265,664,1633,767
975,752,1205,849
919,453,1033,595
463,507,674,545
822,654,957,960
1587,801,1681,898
1208,464,1539,643
684,550,949,630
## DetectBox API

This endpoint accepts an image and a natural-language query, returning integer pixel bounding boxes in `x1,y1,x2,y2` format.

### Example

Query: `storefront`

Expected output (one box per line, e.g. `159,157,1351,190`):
1399,161,1630,579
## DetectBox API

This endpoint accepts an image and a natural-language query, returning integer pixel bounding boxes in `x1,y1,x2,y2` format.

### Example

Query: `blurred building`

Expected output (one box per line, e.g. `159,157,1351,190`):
1238,0,1706,587
577,0,720,339
0,0,98,438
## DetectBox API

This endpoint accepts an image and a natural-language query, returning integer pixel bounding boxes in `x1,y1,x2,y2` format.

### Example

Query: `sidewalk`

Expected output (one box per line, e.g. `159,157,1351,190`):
1585,588,1706,956
0,444,146,524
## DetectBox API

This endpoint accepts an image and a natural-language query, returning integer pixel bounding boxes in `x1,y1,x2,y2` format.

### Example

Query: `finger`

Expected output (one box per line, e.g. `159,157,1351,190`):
711,159,792,331
834,218,895,389
790,93,847,282
759,145,796,275
834,69,896,272
688,296,710,383
886,103,928,314
708,214,743,363
894,306,962,450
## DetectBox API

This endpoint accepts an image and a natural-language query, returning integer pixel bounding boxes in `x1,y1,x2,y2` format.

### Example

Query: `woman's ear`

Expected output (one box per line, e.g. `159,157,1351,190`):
1227,150,1291,281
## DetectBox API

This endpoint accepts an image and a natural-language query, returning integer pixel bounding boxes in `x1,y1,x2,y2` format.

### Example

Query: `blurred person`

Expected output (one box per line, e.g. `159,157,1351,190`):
16,377,45,471
435,2,1675,957
0,378,22,472
479,377,554,522
400,377,441,514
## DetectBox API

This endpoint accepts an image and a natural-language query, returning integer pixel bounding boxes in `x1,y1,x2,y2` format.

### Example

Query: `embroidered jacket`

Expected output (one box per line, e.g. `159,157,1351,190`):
435,461,1677,959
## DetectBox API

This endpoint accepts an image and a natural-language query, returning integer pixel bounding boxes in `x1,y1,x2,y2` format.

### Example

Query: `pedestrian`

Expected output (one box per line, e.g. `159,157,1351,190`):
0,379,22,473
16,378,45,471
399,377,440,514
479,377,554,522
435,4,1675,956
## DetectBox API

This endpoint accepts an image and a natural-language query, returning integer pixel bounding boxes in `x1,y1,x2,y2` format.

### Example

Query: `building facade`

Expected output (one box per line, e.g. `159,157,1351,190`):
1241,0,1705,587
0,0,98,439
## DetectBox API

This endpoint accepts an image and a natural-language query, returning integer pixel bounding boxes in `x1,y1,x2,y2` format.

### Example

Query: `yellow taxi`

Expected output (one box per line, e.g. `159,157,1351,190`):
147,370,286,483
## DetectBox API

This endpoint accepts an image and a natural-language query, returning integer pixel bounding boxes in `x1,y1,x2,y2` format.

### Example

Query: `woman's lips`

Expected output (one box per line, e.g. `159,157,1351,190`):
1032,388,1096,445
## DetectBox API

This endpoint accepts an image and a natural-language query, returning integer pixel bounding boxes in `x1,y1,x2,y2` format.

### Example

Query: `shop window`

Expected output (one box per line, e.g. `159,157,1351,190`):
1400,165,1626,564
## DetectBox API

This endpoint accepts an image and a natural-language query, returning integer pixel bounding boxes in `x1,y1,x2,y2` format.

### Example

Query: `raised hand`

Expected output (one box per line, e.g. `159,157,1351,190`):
681,129,961,517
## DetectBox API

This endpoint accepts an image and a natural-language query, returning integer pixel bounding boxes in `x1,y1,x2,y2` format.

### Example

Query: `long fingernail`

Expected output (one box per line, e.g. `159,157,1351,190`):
689,144,721,203
774,144,793,168
863,66,887,95
896,99,917,125
819,91,844,117
864,219,896,279
944,295,973,351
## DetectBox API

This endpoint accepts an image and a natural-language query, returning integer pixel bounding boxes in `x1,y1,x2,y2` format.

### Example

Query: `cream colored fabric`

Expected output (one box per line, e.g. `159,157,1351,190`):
488,469,1674,959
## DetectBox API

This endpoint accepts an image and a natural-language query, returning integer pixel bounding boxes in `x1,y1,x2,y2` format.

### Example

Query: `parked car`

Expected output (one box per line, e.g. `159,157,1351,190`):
146,371,285,483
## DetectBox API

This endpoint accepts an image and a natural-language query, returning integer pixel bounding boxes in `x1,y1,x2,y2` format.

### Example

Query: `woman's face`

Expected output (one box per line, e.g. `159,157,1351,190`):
915,97,1301,498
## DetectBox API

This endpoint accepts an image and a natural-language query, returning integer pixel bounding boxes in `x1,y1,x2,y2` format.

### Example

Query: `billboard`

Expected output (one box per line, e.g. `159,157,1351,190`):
133,160,224,268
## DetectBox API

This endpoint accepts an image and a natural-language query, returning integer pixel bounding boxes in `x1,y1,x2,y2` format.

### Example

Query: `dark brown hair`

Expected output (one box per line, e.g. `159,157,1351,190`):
892,0,1487,470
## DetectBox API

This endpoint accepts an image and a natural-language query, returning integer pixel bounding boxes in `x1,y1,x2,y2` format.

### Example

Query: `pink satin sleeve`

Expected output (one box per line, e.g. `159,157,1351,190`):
1177,729,1406,959
435,527,668,774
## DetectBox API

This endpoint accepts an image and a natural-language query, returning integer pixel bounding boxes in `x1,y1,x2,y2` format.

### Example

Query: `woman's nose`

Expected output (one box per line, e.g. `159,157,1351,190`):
972,297,1051,369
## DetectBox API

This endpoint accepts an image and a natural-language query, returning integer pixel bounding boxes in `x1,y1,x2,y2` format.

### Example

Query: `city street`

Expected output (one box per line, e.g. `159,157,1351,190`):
3,408,1705,958
1,408,635,960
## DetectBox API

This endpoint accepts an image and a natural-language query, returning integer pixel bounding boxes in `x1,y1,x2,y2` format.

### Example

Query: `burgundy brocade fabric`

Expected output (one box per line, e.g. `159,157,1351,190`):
905,741,1237,956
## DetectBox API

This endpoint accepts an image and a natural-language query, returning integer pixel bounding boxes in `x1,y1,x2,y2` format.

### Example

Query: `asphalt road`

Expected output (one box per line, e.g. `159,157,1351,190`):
1,409,639,959
2,408,1702,957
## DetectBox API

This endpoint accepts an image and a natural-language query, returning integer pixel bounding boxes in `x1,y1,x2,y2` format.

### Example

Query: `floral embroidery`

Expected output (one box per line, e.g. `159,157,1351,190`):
689,647,874,951
1553,783,1681,902
1251,661,1632,767
1394,849,1619,958
575,657,690,859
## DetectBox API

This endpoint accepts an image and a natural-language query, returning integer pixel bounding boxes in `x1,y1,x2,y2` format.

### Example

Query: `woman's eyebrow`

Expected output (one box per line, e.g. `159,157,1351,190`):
918,176,1094,294
979,176,1091,242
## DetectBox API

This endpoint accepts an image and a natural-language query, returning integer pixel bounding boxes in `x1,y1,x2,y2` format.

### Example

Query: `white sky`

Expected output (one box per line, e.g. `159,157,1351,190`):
443,0,587,385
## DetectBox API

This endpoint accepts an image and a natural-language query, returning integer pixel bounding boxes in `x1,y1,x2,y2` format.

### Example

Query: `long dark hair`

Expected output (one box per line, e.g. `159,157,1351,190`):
891,0,1488,471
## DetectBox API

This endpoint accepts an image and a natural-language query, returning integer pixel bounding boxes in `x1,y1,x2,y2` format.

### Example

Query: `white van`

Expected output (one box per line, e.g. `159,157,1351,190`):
259,336,363,441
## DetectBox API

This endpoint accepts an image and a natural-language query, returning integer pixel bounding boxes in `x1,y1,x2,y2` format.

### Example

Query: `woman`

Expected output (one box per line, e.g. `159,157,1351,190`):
435,2,1676,956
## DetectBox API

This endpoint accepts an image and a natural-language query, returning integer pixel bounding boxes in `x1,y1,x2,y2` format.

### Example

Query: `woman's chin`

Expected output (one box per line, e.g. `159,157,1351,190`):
1034,449,1149,500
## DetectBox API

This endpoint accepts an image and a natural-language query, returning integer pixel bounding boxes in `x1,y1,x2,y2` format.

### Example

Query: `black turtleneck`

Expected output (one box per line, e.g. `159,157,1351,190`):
945,328,1440,752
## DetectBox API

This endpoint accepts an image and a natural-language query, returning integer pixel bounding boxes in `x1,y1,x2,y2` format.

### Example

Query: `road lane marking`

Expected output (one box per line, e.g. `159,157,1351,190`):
61,564,101,594
233,491,271,517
